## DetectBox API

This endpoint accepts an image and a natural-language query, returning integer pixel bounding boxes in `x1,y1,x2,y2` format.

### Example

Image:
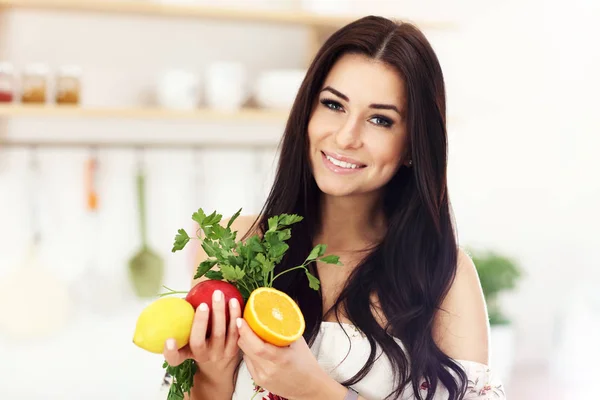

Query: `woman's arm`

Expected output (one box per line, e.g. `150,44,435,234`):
300,375,368,400
432,248,505,399
433,248,490,364
185,355,241,400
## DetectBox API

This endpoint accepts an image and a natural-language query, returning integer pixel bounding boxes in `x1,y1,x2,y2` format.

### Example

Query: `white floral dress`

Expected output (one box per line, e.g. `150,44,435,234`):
163,321,505,400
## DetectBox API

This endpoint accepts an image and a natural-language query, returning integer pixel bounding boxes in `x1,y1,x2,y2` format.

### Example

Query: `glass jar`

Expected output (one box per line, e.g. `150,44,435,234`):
21,63,49,104
56,65,81,105
0,62,15,103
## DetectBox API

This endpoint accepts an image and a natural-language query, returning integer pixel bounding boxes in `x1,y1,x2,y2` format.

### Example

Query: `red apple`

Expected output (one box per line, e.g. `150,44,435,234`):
185,280,244,334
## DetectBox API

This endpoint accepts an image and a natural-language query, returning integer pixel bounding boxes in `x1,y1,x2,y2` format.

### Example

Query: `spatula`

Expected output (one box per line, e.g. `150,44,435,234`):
128,150,164,298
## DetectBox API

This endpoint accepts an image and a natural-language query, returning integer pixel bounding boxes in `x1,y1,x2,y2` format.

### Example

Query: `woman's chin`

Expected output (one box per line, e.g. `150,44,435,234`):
315,180,357,198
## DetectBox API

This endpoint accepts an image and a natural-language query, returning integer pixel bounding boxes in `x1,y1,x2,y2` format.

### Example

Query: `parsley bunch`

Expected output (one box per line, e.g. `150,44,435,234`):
164,208,342,399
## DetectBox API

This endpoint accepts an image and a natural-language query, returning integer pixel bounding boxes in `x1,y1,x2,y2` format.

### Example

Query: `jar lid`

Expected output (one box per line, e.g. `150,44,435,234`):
24,63,49,76
58,65,82,77
0,62,14,74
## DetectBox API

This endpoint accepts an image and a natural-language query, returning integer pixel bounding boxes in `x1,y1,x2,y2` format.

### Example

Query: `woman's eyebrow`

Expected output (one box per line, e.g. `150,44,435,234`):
369,103,402,116
321,85,402,116
320,86,349,101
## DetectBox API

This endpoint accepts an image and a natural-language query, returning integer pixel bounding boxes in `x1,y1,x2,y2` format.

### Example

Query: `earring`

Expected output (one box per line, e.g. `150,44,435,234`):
408,159,413,166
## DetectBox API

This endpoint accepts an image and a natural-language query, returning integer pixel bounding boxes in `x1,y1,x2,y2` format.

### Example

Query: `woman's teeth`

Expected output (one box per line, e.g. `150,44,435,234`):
326,154,360,169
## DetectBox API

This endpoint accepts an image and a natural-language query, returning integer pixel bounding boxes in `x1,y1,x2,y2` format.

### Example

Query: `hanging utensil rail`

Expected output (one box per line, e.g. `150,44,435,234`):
0,139,280,150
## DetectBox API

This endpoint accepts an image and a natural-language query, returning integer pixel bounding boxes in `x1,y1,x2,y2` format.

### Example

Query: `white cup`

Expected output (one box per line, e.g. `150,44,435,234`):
204,62,247,111
156,69,200,110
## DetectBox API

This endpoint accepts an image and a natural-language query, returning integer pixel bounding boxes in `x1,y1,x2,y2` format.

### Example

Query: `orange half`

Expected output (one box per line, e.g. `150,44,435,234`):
243,287,305,347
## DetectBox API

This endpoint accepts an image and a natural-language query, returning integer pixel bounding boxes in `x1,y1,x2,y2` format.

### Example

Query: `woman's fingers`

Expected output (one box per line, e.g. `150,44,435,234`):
210,290,226,353
189,302,210,359
224,297,242,356
164,292,240,367
163,340,193,367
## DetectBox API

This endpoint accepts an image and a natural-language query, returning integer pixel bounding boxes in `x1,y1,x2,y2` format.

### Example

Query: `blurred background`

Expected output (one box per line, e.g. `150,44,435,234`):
0,0,598,399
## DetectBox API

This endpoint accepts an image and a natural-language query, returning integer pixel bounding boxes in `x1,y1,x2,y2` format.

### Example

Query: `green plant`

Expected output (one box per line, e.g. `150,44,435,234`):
467,248,523,326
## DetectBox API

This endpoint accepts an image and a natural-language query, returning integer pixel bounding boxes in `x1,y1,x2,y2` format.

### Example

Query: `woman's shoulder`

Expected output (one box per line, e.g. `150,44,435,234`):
431,246,489,365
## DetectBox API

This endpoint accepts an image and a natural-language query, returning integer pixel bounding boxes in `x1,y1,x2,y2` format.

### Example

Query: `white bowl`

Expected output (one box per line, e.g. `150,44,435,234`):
254,69,306,110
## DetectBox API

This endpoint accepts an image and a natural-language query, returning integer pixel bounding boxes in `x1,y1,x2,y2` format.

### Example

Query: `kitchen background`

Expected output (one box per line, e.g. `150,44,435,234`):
0,0,598,399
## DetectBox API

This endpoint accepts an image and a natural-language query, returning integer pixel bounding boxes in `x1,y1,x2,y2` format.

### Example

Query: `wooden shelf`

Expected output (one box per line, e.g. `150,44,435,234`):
0,0,355,29
0,0,456,30
0,104,289,121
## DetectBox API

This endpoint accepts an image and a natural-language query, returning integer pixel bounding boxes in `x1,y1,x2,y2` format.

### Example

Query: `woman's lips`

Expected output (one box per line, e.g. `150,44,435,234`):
321,151,366,174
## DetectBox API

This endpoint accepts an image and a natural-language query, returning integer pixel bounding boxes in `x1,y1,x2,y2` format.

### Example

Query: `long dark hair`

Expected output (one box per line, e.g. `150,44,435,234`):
248,16,467,400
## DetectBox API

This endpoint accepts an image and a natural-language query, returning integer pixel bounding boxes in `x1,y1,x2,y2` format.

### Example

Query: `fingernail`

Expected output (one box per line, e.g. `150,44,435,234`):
199,303,209,312
213,290,222,302
236,318,242,329
230,298,238,308
166,339,176,350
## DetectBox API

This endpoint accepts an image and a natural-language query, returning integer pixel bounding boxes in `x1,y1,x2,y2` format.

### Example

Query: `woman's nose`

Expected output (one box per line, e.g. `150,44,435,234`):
333,118,362,149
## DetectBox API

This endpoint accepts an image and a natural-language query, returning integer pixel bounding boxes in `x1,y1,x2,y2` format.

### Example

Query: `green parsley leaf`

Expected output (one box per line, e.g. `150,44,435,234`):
227,254,243,267
201,241,219,258
247,235,264,253
227,208,242,229
278,214,303,226
267,216,278,232
204,210,222,226
256,253,275,274
191,208,206,226
277,228,292,242
319,255,343,265
171,229,190,252
210,223,228,241
307,244,326,261
265,231,281,248
305,271,321,291
269,242,289,260
205,270,223,280
220,264,246,282
194,259,217,280
163,359,197,400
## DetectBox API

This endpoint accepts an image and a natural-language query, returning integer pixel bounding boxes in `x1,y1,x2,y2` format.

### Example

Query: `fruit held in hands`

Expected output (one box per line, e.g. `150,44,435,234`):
185,280,244,331
243,287,305,347
133,297,195,354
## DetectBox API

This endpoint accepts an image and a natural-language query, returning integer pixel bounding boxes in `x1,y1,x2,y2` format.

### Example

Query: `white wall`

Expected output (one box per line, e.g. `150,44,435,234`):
1,1,598,399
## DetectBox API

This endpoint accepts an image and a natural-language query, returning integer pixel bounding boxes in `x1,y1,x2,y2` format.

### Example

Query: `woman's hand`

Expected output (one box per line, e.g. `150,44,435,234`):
236,318,346,400
163,289,241,374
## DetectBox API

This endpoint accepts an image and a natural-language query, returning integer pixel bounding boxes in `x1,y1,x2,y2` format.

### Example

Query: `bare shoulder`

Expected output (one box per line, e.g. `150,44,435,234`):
190,214,260,287
432,247,490,365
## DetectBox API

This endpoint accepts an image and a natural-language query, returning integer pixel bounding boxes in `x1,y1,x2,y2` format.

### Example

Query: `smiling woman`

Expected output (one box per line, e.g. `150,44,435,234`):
161,15,505,400
308,53,410,197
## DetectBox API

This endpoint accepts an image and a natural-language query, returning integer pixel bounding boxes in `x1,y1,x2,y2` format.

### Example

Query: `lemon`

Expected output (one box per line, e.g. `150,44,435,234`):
133,297,195,354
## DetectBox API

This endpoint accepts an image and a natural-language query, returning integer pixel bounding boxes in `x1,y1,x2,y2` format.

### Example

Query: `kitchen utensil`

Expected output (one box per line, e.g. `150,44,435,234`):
156,69,200,110
0,146,71,339
128,150,164,298
70,148,124,315
254,69,306,110
204,61,248,111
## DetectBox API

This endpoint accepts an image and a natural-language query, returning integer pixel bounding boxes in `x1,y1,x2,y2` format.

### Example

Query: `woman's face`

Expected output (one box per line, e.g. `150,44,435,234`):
308,53,410,199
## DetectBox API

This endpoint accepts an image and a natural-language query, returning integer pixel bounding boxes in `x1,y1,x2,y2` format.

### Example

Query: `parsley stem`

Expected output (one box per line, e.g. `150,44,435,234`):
250,275,260,289
158,286,189,297
271,264,307,285
159,290,188,295
237,280,253,297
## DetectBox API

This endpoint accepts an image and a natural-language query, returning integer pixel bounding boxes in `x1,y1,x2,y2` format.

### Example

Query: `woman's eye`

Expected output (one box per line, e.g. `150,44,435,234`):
320,99,344,112
369,116,393,128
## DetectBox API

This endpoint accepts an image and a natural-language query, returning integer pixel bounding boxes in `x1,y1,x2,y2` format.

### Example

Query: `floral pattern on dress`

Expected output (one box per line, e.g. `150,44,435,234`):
418,361,506,399
252,383,288,400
